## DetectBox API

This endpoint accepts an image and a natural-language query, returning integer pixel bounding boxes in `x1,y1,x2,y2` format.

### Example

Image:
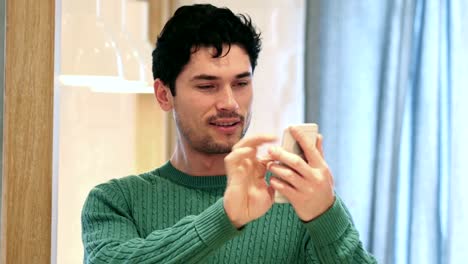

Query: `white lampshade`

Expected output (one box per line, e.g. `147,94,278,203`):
60,0,153,94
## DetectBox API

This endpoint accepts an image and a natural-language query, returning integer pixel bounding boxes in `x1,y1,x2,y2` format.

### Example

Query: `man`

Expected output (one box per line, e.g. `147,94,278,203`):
82,4,377,263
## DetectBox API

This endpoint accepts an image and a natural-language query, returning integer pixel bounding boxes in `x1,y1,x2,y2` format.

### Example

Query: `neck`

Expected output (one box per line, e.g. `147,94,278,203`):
170,141,228,176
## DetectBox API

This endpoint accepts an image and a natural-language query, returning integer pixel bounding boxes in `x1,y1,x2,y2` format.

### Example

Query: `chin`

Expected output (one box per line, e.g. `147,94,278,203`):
191,127,246,154
203,137,239,154
201,144,232,154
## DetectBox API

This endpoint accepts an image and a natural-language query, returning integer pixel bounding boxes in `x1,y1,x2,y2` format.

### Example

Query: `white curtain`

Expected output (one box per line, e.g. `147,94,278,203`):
305,0,468,263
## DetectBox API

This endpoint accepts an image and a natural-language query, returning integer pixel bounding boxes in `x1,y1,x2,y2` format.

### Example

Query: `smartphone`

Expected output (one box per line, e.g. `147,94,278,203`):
273,123,319,203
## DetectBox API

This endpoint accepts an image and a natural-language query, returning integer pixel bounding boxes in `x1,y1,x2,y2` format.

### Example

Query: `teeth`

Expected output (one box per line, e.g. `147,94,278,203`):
215,122,236,126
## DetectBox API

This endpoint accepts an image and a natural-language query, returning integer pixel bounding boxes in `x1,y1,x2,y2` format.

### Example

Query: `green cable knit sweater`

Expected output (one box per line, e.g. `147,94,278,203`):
82,162,377,263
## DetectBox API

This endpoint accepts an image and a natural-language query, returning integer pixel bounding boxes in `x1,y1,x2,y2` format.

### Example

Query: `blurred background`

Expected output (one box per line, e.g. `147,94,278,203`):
1,0,467,263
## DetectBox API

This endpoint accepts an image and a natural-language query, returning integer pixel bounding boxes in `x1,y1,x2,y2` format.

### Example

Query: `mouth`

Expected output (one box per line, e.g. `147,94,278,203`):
210,120,241,127
209,118,242,134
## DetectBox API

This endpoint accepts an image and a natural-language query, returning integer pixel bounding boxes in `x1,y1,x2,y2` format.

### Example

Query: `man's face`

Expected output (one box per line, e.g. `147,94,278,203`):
171,45,253,154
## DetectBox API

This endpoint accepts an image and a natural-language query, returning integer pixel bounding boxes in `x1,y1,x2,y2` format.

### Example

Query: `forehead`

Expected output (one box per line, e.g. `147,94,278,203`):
181,45,252,78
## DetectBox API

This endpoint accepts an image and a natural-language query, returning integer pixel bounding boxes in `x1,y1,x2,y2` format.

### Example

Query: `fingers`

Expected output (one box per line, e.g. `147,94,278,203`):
225,146,271,183
258,154,274,167
268,162,307,190
316,134,324,158
225,146,256,162
233,134,278,149
267,146,312,179
289,127,325,167
270,176,297,202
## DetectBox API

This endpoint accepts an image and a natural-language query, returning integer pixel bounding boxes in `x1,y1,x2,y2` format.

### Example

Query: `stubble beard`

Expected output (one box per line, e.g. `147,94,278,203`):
174,111,251,155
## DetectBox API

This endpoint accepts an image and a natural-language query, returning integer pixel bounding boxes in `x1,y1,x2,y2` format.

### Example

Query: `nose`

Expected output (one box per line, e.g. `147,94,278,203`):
216,86,239,112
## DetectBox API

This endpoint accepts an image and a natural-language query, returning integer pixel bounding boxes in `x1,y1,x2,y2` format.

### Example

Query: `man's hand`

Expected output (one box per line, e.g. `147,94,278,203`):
268,127,335,222
224,135,277,228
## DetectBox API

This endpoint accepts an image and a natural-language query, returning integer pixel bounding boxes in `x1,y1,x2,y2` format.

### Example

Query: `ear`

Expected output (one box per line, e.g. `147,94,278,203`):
154,79,174,111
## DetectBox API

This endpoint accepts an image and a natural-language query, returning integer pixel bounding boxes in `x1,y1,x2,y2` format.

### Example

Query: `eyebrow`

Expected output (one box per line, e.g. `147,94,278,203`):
190,71,252,81
235,72,252,79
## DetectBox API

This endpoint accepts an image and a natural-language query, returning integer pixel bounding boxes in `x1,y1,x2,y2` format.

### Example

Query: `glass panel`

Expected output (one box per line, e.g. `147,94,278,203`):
53,0,166,263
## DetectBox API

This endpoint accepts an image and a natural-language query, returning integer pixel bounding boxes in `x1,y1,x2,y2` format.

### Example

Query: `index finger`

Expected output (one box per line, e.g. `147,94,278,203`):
290,127,325,167
233,134,278,149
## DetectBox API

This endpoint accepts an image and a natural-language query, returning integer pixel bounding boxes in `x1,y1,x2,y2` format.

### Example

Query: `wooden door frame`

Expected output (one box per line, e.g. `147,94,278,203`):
1,1,177,262
1,0,55,263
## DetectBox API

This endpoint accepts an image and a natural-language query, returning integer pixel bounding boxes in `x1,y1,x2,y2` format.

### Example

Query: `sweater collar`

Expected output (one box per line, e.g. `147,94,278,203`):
156,161,227,189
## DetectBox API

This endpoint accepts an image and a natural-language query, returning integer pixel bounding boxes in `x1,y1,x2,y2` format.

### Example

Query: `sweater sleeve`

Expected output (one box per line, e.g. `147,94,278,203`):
302,197,378,264
81,182,241,264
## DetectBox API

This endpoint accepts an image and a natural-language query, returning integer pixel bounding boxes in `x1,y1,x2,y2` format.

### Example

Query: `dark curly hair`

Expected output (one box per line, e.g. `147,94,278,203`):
152,4,262,96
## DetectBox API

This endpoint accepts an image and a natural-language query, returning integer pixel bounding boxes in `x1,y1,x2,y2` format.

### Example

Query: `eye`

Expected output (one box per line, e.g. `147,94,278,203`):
196,84,215,90
234,81,250,88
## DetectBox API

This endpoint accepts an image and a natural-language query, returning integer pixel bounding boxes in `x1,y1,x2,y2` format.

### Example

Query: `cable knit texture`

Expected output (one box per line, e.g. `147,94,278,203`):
82,162,377,263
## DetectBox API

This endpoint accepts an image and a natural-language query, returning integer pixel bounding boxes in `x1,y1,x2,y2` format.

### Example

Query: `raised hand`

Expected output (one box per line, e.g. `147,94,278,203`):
268,127,335,222
223,134,277,228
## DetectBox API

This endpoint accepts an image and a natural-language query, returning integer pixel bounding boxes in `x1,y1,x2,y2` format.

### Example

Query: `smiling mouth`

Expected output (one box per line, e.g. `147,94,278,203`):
207,112,244,130
210,121,240,127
